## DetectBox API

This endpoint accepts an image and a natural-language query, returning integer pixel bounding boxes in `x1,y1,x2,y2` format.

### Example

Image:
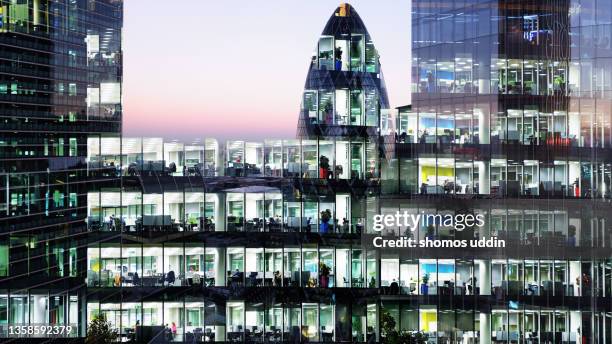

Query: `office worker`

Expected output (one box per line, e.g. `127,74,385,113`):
166,267,176,285
273,270,282,286
186,266,195,279
467,276,477,295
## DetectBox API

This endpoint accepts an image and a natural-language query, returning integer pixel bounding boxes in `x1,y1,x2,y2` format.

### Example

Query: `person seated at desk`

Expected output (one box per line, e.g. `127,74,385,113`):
390,279,400,295
186,266,197,284
420,183,428,194
341,218,349,233
321,326,333,341
113,271,121,287
334,165,343,179
229,269,242,286
526,283,538,295
132,320,140,338
204,328,215,342
419,130,430,144
443,179,454,194
355,219,363,234
227,268,238,278
247,272,259,286
268,217,276,226
205,216,215,231
107,214,117,231
466,276,477,295
164,269,176,286
366,326,376,344
273,270,282,286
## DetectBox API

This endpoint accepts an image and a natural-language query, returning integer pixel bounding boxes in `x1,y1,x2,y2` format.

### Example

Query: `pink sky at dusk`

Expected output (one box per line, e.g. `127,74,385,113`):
123,1,411,141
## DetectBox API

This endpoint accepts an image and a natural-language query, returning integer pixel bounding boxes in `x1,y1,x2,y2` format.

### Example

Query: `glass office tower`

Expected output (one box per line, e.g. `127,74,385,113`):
85,4,387,343
297,3,391,140
0,0,123,336
399,0,612,343
13,1,612,342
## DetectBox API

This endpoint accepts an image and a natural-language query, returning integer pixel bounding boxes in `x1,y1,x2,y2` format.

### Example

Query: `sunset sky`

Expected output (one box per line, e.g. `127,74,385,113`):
123,1,411,141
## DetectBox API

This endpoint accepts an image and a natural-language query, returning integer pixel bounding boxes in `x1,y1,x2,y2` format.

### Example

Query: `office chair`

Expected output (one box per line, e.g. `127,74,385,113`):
248,272,258,286
343,277,350,287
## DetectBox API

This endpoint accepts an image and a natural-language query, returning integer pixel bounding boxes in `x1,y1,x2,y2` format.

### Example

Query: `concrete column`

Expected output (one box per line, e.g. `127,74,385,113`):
476,58,491,94
32,295,48,323
476,106,490,144
478,161,490,194
477,259,491,295
215,248,226,286
217,193,225,232
374,303,380,342
478,79,491,94
479,312,491,344
217,324,226,341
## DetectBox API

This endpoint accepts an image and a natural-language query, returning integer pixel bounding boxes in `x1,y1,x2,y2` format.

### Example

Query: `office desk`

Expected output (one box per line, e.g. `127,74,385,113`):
141,275,162,287
321,331,334,341
227,332,244,342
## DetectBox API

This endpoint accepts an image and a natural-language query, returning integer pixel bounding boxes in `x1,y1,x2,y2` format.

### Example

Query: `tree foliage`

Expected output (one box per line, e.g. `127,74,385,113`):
381,310,428,344
86,314,118,344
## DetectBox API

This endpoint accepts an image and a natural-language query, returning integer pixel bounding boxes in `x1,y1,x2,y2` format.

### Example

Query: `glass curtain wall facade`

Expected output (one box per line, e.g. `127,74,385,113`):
85,4,393,343
0,0,123,337
297,3,391,140
4,1,612,342
83,3,612,343
400,0,612,343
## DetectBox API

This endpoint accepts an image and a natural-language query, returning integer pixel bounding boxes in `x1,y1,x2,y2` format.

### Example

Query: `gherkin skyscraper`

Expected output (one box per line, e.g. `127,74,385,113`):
297,3,390,140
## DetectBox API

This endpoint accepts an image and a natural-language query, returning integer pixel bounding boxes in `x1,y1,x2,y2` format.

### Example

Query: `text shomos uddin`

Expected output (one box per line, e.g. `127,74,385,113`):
372,211,485,232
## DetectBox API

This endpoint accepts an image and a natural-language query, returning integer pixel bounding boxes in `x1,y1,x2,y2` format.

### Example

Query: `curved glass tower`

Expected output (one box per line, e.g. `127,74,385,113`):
297,3,390,140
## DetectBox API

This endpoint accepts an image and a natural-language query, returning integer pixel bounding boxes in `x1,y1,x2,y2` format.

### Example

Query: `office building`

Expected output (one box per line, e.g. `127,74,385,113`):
0,0,123,337
297,2,391,140
395,0,612,342
83,3,612,343
5,1,612,343
85,4,387,342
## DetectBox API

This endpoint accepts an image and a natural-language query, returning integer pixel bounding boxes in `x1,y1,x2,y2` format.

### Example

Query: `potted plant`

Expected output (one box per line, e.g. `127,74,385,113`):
319,262,330,288
188,216,198,230
381,311,429,344
405,331,428,344
420,273,430,295
320,209,332,233
554,75,566,94
380,310,397,342
86,314,118,344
